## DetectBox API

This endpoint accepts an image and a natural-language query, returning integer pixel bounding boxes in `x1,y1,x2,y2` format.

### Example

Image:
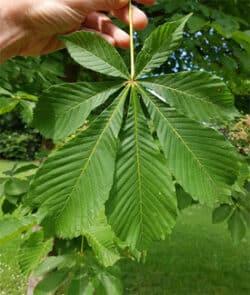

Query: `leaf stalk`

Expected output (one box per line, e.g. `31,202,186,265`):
129,1,135,80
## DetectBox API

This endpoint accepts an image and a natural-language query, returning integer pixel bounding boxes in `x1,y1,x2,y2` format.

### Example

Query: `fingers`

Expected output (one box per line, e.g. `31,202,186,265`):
65,0,156,49
66,0,155,14
111,5,148,30
106,0,156,10
81,27,115,46
84,12,130,49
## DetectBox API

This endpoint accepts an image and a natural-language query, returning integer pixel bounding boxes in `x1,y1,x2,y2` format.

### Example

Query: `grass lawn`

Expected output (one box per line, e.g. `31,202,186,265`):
121,205,250,295
0,239,27,295
0,161,250,294
0,160,15,176
0,160,28,177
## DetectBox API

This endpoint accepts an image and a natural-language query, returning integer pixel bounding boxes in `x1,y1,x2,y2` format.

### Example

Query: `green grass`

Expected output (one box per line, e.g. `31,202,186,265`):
0,239,27,295
0,161,250,294
0,160,15,177
0,160,28,177
120,205,250,295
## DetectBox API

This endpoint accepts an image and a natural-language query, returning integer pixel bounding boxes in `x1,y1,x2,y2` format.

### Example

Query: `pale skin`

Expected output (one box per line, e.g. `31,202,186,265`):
0,0,155,63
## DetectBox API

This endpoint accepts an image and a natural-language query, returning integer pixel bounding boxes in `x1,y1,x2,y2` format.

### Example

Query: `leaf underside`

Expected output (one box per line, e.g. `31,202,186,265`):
60,31,129,79
29,89,128,238
141,71,237,123
106,89,177,249
30,16,241,250
141,89,239,204
33,82,123,141
135,14,191,78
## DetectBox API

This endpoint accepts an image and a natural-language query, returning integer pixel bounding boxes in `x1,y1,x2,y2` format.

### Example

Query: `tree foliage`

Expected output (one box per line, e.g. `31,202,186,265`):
0,1,249,293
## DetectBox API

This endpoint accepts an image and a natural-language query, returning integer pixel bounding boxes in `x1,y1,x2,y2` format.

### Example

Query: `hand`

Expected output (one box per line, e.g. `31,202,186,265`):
0,0,155,63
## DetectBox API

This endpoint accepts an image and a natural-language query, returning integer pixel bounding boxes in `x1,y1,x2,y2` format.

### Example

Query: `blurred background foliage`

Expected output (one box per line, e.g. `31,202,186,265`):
0,0,249,161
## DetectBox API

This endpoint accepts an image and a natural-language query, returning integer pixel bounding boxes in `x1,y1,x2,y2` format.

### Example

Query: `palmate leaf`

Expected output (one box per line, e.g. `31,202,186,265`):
24,15,243,253
141,71,238,123
135,14,191,78
28,88,129,238
140,88,239,204
33,82,122,140
60,31,129,79
106,89,177,249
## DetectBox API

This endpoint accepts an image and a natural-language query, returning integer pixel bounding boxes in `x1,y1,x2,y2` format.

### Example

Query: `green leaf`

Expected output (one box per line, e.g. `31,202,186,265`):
61,31,129,79
211,17,239,38
15,91,38,102
232,30,250,54
33,255,75,278
212,204,233,224
227,209,247,244
20,100,34,125
18,231,53,275
34,271,68,295
0,96,19,115
28,88,129,238
4,178,29,196
106,89,177,249
0,216,35,245
140,71,237,123
135,15,191,78
187,16,208,33
233,160,250,193
233,47,250,75
0,86,12,96
176,184,194,210
14,163,38,175
96,271,123,295
220,55,238,72
85,211,120,267
33,82,122,141
141,89,239,204
67,277,95,295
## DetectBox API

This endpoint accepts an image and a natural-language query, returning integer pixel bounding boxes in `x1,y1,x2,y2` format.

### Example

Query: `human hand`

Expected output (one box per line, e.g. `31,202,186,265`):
0,0,155,63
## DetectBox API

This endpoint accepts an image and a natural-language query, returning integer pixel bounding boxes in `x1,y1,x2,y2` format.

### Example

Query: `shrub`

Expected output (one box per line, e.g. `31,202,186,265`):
0,131,41,161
